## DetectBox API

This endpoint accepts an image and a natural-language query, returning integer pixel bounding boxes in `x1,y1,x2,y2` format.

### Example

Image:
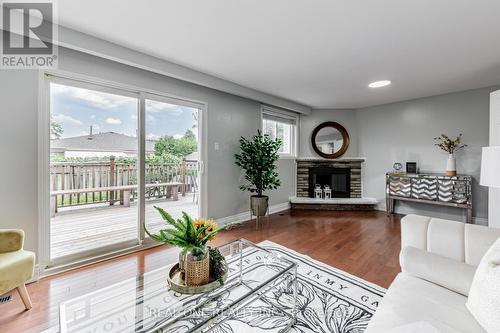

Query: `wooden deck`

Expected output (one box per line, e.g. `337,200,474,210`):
51,194,198,259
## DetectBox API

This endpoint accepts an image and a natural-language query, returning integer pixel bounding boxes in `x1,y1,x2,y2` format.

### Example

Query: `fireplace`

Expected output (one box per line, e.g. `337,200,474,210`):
292,158,376,210
308,167,351,198
296,158,362,199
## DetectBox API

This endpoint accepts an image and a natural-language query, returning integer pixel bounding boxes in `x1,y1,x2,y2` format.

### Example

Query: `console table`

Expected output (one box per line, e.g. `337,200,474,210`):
386,172,473,224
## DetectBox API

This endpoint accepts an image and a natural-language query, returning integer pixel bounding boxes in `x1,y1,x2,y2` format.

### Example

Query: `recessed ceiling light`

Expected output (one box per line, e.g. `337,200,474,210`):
368,80,391,88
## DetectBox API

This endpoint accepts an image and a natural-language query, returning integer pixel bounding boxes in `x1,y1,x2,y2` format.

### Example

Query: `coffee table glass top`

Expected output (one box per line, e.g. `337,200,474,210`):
60,239,297,333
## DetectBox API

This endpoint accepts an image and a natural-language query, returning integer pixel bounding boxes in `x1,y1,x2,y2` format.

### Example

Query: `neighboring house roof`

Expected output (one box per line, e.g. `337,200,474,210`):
184,151,198,161
50,132,155,153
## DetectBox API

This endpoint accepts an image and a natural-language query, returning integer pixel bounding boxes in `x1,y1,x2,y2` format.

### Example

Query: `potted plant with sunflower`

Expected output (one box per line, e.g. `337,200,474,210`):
146,207,225,286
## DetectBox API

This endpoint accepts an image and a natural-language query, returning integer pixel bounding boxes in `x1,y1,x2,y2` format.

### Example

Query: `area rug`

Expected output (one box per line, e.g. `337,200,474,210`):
45,241,385,333
165,241,385,333
226,240,386,333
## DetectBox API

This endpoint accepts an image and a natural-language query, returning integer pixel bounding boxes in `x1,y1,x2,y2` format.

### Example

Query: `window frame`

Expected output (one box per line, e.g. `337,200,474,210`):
261,105,299,158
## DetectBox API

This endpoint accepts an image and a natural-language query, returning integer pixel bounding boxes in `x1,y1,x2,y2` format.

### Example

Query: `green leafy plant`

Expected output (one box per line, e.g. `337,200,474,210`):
145,207,220,256
234,130,282,197
434,134,467,154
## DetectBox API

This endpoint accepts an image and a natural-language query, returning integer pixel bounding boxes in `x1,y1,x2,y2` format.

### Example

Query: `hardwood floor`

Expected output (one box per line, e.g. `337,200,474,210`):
0,209,402,333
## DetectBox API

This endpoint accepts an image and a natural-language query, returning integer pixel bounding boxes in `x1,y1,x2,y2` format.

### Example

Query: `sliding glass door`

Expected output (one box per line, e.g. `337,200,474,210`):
45,75,204,267
144,96,200,235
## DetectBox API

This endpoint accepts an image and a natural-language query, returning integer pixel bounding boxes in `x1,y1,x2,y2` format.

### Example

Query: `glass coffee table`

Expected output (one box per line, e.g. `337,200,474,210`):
60,239,297,333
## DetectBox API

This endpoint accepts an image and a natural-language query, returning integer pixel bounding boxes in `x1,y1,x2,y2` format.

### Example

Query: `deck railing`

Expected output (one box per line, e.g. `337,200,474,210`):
49,158,197,212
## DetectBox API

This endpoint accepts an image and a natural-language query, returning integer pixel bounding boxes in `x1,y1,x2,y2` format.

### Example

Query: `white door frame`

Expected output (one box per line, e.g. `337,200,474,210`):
38,69,208,274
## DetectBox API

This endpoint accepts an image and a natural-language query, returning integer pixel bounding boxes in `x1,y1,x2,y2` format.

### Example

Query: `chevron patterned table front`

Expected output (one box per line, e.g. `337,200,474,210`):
385,172,473,224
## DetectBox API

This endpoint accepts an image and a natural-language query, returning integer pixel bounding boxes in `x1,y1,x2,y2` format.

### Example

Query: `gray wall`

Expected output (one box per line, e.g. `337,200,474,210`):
0,70,40,254
300,87,496,224
299,109,358,157
0,47,295,253
357,87,495,224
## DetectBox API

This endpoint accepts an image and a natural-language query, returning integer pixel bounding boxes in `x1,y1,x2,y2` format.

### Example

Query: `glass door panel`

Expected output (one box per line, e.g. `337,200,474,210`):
49,81,139,261
144,98,200,235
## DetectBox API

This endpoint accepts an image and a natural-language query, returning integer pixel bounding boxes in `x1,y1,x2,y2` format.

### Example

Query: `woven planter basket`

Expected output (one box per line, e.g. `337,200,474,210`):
182,251,210,286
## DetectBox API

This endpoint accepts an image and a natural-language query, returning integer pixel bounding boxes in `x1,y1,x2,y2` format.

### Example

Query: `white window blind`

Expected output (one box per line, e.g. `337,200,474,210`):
261,106,298,157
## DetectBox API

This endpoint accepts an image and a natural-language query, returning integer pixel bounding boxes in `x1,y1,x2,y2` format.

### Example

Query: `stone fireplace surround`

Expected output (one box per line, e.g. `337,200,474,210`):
290,157,377,210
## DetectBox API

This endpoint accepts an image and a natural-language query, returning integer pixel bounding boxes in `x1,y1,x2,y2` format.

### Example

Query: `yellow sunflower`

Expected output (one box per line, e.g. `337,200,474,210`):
193,218,219,240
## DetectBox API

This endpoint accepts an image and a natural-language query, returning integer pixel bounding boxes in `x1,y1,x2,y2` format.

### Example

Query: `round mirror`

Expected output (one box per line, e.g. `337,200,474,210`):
311,122,350,158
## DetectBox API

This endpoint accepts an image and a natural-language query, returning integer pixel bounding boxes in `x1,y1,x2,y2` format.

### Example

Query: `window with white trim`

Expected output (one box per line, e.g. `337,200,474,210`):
261,106,298,157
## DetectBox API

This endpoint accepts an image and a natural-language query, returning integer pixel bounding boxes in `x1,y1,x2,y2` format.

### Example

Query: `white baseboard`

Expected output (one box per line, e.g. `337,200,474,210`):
216,202,290,228
269,202,291,214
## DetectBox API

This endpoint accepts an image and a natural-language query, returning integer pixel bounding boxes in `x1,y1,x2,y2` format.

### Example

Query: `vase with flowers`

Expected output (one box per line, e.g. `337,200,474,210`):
145,207,225,287
433,133,467,176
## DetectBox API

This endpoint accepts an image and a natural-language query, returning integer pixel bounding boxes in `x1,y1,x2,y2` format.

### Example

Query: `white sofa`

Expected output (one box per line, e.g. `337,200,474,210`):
366,214,500,333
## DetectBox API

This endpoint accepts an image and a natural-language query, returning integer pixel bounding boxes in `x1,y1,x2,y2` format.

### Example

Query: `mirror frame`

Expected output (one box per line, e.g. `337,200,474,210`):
311,121,350,159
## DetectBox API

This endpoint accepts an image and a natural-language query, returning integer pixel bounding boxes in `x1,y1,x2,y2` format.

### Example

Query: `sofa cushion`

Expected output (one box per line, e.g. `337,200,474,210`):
466,238,500,332
401,215,431,250
366,273,485,333
464,224,500,266
0,250,35,295
400,246,476,296
427,218,465,262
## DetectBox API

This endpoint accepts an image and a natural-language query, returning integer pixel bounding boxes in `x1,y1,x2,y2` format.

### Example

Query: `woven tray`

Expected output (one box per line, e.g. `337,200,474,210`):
167,263,227,295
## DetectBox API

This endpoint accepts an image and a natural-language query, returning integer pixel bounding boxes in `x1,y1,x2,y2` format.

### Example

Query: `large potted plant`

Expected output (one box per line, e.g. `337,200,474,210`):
235,130,282,217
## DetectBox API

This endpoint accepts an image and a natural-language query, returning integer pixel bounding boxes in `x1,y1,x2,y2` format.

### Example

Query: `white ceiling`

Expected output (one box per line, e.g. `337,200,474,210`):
58,0,500,109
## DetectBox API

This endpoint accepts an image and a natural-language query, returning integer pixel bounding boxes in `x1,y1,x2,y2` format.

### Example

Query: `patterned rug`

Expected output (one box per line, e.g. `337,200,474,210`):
45,241,385,333
167,241,385,333
219,240,386,333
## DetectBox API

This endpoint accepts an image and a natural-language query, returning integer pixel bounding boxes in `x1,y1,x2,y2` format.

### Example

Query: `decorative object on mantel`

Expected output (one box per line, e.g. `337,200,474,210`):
323,184,332,199
311,121,350,159
235,130,282,228
406,162,417,174
145,207,227,290
314,184,323,199
434,133,467,176
386,172,472,223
